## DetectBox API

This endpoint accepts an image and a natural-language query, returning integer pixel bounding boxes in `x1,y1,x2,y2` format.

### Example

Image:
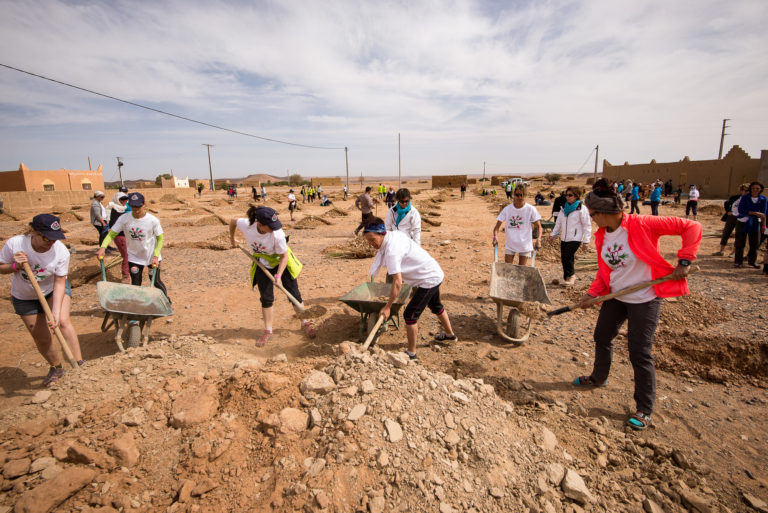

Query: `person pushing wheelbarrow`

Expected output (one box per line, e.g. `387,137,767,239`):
572,179,701,431
230,206,315,347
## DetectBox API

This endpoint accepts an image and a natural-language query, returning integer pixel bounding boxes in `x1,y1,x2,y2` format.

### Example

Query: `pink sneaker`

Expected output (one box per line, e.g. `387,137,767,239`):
42,366,64,387
256,330,272,347
302,320,317,338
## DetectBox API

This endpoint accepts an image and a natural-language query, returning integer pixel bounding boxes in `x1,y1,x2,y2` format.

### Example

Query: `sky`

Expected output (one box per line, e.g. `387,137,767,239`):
0,0,766,182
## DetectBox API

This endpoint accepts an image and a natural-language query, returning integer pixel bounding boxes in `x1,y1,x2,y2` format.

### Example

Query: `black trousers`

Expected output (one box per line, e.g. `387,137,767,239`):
734,221,760,265
93,224,108,246
630,200,640,214
355,212,373,234
560,240,581,279
719,214,739,246
129,263,170,303
252,265,302,308
650,201,660,216
591,298,662,415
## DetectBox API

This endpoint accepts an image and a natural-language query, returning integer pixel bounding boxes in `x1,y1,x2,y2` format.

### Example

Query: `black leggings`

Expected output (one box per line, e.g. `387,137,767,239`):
719,214,739,246
252,265,302,308
129,263,170,303
734,221,760,265
93,224,108,246
560,240,581,279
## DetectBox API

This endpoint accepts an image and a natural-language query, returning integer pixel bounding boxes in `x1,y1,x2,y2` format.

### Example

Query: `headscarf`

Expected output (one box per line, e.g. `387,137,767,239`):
363,223,386,234
562,199,581,217
110,192,128,214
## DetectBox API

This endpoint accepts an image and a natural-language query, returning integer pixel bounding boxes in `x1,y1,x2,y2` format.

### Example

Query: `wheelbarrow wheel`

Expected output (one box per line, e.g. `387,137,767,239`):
124,322,142,349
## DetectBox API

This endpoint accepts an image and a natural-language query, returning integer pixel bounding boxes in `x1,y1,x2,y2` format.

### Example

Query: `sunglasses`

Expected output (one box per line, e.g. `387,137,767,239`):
565,193,575,197
589,212,598,218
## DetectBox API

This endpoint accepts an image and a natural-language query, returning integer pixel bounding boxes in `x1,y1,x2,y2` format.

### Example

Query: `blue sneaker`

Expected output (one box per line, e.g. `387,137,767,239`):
404,351,418,361
572,375,606,387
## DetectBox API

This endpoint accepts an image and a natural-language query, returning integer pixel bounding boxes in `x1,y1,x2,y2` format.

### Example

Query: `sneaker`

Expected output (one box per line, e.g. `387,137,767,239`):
77,360,86,367
748,263,760,269
42,366,64,387
711,251,724,256
733,263,743,268
256,330,272,347
433,332,458,343
627,411,651,431
404,350,418,361
572,375,607,387
562,276,576,286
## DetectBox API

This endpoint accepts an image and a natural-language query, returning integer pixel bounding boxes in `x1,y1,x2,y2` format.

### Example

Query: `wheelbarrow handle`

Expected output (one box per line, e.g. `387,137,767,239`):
493,245,498,263
98,255,106,282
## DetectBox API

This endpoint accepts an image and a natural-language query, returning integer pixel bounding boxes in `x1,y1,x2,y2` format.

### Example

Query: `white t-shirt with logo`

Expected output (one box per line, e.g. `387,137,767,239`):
288,193,296,202
236,218,287,269
0,235,70,300
110,213,164,266
370,231,443,289
600,226,656,304
496,203,542,253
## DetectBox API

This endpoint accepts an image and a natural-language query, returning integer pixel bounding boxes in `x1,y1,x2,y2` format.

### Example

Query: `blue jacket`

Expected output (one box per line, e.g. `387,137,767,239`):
650,186,662,202
737,193,768,233
631,186,639,201
617,184,624,194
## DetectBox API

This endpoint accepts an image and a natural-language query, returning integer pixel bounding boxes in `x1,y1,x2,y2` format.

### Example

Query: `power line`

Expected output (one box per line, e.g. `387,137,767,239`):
576,147,596,172
0,62,345,151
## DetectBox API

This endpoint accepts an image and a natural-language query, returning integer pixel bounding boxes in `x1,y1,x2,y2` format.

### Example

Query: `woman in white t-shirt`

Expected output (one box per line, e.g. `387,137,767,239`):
363,217,456,361
492,185,542,266
0,214,84,386
229,206,313,346
287,189,297,221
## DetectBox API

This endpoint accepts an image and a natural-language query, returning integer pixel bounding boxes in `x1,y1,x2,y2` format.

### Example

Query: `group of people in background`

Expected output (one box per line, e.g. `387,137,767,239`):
300,185,322,203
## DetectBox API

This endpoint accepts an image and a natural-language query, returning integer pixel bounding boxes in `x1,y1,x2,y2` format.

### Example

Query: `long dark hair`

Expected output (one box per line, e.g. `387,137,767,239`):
591,178,618,198
247,205,259,226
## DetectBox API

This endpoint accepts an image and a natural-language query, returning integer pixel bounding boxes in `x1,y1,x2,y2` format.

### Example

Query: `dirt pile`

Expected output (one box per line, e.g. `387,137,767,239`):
322,207,349,218
293,216,332,230
324,236,376,259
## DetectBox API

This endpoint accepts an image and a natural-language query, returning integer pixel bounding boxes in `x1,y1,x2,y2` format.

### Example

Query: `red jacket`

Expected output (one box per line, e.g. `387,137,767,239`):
588,214,702,299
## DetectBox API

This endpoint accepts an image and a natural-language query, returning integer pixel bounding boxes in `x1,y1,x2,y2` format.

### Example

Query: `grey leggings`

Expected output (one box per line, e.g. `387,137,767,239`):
590,297,662,415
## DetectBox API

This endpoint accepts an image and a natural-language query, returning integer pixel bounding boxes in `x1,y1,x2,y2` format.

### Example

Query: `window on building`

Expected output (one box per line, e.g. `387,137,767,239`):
82,183,92,190
43,184,55,191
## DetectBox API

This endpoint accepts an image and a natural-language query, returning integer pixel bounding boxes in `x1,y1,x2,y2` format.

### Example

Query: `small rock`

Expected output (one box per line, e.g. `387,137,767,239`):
315,491,329,509
64,411,82,426
360,379,375,394
443,430,460,446
679,488,713,513
121,407,145,426
13,467,95,513
303,457,326,476
279,408,309,433
451,391,469,405
348,404,367,422
109,433,140,467
40,465,63,480
561,469,595,504
309,408,322,427
439,503,455,513
489,487,504,498
31,390,52,404
234,359,262,370
299,370,336,395
268,353,288,362
170,384,220,428
369,496,386,513
29,457,56,474
643,498,665,513
540,427,558,451
742,493,768,512
177,479,195,503
3,458,31,479
384,419,403,442
387,352,410,369
191,477,218,496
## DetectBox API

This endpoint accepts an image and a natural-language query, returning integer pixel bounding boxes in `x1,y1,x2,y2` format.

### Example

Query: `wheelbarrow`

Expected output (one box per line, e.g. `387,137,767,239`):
339,280,412,348
97,259,173,351
489,247,551,345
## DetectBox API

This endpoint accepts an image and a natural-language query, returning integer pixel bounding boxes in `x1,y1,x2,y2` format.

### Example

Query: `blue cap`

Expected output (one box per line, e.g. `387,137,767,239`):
31,214,66,240
127,192,145,207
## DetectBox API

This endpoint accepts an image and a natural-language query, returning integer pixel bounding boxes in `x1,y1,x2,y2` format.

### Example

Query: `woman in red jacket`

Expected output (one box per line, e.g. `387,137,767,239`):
573,179,702,430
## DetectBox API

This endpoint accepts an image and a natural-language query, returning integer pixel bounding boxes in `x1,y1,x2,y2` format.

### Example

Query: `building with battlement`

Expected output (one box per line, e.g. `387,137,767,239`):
0,163,105,192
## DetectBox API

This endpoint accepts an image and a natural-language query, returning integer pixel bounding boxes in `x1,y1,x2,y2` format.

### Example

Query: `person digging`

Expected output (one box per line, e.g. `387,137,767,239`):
229,206,315,346
573,179,701,431
362,217,456,361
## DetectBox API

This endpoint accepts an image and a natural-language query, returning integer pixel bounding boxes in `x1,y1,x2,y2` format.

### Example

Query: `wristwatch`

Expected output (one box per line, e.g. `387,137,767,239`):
678,259,691,267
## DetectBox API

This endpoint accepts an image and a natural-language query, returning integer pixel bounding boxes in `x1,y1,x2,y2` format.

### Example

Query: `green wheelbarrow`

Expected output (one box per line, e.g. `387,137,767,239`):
97,259,173,351
339,281,412,348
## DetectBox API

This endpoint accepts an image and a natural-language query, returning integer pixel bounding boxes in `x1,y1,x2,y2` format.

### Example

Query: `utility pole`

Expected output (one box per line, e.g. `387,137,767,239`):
592,145,599,183
116,157,124,186
287,169,290,186
718,118,730,159
398,133,402,189
483,161,486,182
345,147,349,194
202,144,215,191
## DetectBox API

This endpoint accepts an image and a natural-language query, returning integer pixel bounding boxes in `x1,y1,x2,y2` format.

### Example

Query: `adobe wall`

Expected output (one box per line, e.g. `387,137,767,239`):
602,145,761,198
0,164,105,193
1,188,196,213
491,176,514,186
431,175,467,188
311,177,342,186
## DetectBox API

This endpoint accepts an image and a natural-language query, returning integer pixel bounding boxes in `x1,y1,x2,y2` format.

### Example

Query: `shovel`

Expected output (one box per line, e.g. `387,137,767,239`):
547,267,696,317
21,262,79,369
239,246,305,312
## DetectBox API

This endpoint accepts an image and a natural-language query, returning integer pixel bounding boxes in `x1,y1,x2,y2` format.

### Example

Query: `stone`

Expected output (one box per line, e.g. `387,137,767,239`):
31,390,52,404
177,479,195,503
120,407,145,426
348,404,367,421
443,430,460,446
18,417,54,437
546,463,565,484
679,488,713,513
234,359,262,370
384,419,403,442
40,465,62,480
361,379,375,394
2,458,31,479
191,438,211,458
742,493,768,512
561,469,595,504
315,491,329,509
108,433,140,467
170,384,219,428
303,457,326,476
66,443,115,469
258,373,290,395
299,370,336,395
268,353,288,362
13,467,95,513
191,477,218,496
28,457,56,474
489,487,504,498
341,385,358,396
369,496,386,513
387,352,410,369
540,427,558,451
64,411,82,426
439,503,455,513
279,408,308,433
451,391,469,405
309,408,322,427
444,412,456,429
643,498,665,513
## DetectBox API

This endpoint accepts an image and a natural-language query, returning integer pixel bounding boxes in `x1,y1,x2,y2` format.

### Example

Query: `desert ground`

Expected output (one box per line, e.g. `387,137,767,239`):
0,176,766,513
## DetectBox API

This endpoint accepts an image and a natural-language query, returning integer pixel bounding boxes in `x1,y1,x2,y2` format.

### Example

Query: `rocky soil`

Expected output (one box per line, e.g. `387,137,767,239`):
0,178,766,513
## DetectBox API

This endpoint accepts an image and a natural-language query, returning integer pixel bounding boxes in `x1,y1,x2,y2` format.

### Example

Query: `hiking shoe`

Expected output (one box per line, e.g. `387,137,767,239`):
572,375,606,387
77,360,86,367
627,411,651,431
434,332,458,342
42,366,64,387
256,330,272,347
711,251,724,256
404,350,418,361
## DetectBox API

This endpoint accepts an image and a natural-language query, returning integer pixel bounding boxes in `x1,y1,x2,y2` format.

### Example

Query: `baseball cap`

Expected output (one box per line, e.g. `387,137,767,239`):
119,185,128,193
127,192,145,207
30,214,66,240
254,207,282,230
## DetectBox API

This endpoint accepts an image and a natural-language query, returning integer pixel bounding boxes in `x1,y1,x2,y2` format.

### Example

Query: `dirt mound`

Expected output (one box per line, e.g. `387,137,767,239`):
658,291,727,328
697,204,723,215
325,236,376,259
293,216,332,230
158,194,185,204
322,207,349,218
422,217,441,227
192,215,223,227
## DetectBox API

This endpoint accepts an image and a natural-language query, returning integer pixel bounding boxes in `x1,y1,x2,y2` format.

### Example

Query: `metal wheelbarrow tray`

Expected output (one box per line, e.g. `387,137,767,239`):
339,282,413,345
97,281,173,351
489,262,551,345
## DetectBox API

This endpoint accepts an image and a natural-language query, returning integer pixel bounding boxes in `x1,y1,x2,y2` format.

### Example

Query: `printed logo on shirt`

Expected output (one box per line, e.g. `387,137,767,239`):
128,227,145,241
508,215,524,229
604,243,628,268
21,264,47,282
250,241,269,253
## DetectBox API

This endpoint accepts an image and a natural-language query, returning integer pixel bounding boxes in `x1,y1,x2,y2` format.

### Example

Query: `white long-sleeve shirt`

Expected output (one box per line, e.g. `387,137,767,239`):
384,206,422,245
550,202,591,243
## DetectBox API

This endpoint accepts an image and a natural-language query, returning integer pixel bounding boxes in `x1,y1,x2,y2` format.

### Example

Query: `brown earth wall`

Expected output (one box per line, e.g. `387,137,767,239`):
1,188,196,213
311,177,342,186
431,175,467,187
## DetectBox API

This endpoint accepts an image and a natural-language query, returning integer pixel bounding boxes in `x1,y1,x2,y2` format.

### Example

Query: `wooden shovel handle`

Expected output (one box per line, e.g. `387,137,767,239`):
362,314,385,351
21,262,78,368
